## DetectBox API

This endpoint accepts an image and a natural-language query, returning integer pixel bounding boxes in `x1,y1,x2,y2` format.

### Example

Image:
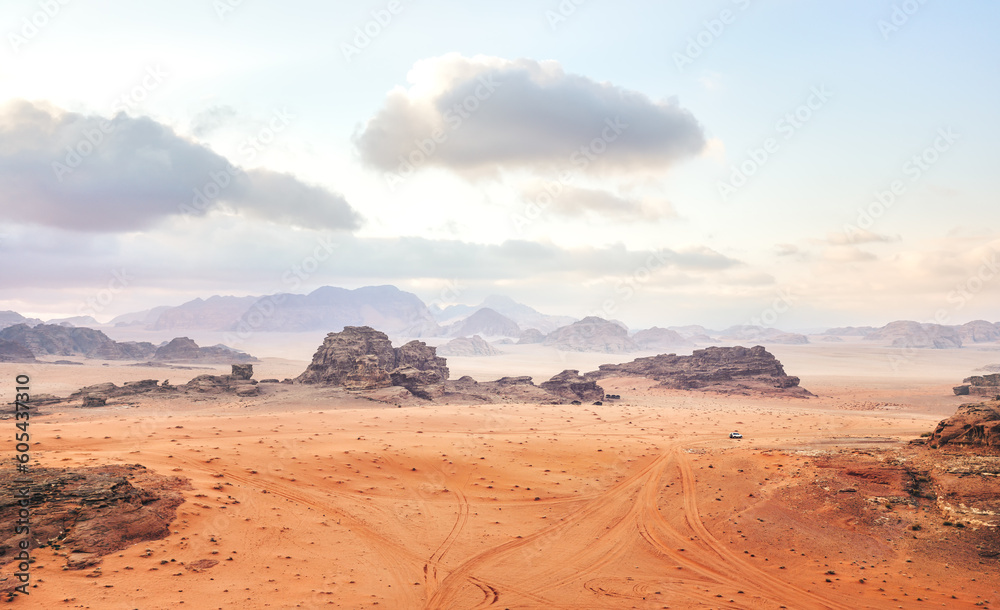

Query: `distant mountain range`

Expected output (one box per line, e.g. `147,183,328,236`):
2,286,998,354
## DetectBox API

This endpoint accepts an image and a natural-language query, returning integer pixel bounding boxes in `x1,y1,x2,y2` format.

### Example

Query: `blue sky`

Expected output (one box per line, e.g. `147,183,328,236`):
1,0,997,330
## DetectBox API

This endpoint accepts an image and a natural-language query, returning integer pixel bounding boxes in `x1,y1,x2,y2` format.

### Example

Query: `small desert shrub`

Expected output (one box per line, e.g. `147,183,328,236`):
910,524,922,531
919,432,932,438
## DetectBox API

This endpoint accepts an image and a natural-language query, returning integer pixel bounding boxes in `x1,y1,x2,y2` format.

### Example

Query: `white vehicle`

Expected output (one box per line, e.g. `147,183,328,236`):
729,431,743,439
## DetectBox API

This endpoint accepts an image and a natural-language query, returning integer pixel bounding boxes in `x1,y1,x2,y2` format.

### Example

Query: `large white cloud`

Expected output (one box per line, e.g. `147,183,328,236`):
354,54,706,178
0,100,361,232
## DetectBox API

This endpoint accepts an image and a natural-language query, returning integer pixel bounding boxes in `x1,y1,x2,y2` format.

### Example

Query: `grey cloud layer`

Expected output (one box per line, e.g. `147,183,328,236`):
0,101,360,232
355,55,706,176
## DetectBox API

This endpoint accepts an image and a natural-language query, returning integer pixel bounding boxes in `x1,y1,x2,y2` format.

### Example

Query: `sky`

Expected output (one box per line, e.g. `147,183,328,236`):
1,0,998,331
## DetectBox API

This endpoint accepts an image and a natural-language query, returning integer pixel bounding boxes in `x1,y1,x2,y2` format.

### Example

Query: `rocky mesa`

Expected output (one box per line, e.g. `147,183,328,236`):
585,345,812,397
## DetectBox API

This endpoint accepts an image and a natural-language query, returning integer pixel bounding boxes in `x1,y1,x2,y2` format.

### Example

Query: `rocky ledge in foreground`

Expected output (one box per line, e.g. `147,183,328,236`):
929,399,1000,451
584,345,813,397
0,464,189,575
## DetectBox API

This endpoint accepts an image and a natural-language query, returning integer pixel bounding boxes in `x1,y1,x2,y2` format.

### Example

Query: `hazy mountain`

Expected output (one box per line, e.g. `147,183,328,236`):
632,327,693,350
228,285,441,337
45,315,101,327
957,320,1000,343
0,311,42,330
151,295,260,331
437,335,502,357
864,321,962,349
544,316,638,353
823,326,878,336
444,308,520,338
0,323,156,360
718,325,809,345
434,294,575,333
152,337,256,363
110,306,172,327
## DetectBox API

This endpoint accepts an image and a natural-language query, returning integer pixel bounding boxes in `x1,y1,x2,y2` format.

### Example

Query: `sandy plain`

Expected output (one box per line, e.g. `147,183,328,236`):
1,339,998,609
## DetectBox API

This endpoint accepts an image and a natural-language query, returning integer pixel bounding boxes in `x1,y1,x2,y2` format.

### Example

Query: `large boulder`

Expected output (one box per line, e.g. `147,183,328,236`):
389,366,444,400
930,401,1000,450
394,340,449,379
540,369,604,402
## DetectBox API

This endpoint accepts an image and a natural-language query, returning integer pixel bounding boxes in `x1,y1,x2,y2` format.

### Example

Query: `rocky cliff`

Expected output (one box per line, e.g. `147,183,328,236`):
929,400,1000,451
152,337,257,363
585,345,811,397
539,369,604,402
297,326,448,393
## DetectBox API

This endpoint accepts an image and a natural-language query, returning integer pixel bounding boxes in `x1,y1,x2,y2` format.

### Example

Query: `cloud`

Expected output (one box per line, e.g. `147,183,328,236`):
0,100,361,232
189,104,238,137
826,228,896,246
354,54,706,178
520,184,677,221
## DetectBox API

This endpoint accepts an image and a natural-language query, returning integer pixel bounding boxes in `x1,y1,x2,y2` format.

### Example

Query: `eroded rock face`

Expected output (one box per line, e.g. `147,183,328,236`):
930,401,1000,450
297,326,397,385
539,369,604,402
585,345,811,397
394,340,449,379
152,337,256,364
298,327,449,392
0,464,189,572
957,374,1000,398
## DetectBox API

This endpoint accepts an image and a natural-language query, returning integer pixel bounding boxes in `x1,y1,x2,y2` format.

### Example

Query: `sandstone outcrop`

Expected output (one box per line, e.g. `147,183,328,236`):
68,365,262,403
297,327,448,399
0,464,188,572
539,369,605,402
152,337,256,363
438,335,502,357
543,317,638,353
929,400,1000,451
953,373,1000,398
585,345,811,397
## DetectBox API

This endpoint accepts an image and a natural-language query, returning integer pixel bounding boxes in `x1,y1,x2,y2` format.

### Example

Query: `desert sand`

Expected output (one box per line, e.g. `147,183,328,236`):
2,340,998,609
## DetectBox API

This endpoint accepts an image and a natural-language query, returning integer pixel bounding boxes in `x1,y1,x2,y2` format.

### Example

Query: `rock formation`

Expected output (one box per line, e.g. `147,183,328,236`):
0,323,156,360
929,400,1000,450
953,373,1000,398
585,345,811,397
543,317,638,353
297,326,448,398
0,339,36,363
0,464,188,572
69,364,263,403
152,337,257,363
438,335,502,357
631,327,693,350
539,370,605,402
